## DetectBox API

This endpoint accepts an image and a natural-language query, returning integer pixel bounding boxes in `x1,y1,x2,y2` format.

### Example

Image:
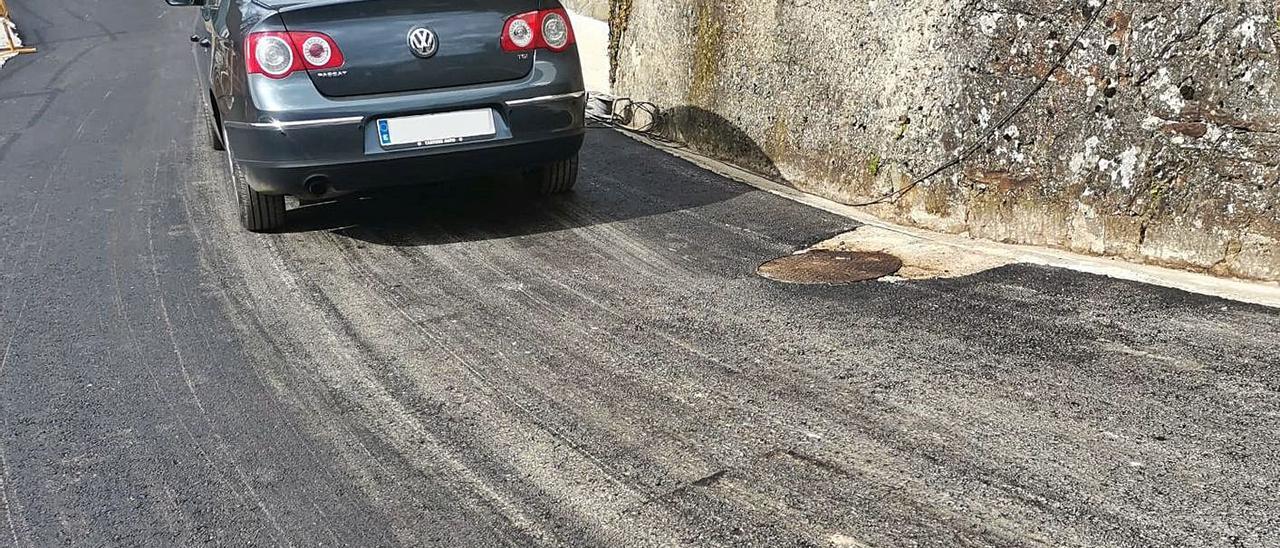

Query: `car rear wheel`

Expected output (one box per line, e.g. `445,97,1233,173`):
529,154,579,195
232,162,286,232
224,132,285,232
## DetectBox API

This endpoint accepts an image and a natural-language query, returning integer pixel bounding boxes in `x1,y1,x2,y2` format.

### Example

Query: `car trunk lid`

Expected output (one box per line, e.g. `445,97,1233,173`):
276,0,536,97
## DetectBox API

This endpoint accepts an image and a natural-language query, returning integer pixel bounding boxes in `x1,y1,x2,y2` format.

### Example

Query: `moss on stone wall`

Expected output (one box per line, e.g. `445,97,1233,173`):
687,2,724,107
606,0,631,86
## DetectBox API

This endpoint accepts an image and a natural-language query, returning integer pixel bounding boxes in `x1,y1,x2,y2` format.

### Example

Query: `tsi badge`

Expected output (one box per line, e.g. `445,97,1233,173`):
407,26,439,59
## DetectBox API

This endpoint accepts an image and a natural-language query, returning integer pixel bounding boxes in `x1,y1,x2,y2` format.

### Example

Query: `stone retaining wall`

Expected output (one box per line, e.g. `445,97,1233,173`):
590,0,1280,281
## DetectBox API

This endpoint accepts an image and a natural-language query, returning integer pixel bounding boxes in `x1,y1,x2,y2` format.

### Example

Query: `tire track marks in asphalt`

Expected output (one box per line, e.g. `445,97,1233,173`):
179,141,403,545
328,234,645,490
183,164,670,542
173,241,349,546
356,230,739,483
0,157,57,548
282,237,603,544
410,244,1031,542
106,151,268,543
310,186,1053,543
181,119,541,545
279,254,550,541
142,153,295,546
107,255,254,539
280,183,993,544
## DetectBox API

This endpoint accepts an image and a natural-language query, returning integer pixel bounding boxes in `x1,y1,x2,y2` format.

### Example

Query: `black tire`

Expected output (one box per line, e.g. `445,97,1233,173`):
232,163,286,232
224,133,285,232
529,154,579,195
203,93,225,151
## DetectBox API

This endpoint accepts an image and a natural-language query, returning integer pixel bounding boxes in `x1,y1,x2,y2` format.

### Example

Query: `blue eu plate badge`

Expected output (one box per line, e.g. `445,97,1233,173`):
377,120,392,146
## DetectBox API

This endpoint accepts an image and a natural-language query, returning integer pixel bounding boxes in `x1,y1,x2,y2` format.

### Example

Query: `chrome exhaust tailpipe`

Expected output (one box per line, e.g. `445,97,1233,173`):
304,176,330,197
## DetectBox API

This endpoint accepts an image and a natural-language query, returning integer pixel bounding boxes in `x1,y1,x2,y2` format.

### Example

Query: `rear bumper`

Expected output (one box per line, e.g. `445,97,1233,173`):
226,91,586,196
238,133,584,196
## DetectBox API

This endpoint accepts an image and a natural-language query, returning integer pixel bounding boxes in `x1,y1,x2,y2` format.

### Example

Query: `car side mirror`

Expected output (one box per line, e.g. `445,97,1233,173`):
165,0,207,6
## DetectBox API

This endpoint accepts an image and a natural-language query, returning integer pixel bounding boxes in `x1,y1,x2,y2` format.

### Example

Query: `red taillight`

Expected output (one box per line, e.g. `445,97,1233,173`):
246,31,344,79
291,32,345,70
502,11,538,51
501,9,576,53
246,32,299,78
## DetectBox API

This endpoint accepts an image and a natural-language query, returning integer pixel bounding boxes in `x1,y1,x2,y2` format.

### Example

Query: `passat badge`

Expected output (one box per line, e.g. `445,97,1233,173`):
407,27,439,59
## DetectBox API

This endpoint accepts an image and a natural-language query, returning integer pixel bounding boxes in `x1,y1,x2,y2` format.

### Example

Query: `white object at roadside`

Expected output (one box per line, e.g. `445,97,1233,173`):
0,16,23,67
565,9,610,94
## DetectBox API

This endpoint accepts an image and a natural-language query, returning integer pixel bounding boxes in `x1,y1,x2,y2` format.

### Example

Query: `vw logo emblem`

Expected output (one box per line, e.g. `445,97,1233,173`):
407,27,439,59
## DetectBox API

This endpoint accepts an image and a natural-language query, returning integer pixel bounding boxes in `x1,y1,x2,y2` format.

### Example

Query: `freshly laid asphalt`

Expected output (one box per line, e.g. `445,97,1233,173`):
1,1,1278,546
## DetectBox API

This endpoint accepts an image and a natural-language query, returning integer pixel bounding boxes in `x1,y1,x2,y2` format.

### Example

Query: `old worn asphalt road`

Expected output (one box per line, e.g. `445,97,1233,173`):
2,1,1279,546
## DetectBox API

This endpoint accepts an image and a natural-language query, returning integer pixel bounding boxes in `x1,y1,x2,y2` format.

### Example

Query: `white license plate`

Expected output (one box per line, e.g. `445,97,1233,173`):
376,109,497,149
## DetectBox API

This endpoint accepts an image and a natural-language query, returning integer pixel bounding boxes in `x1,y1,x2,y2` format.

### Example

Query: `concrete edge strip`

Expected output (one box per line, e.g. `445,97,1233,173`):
614,129,1280,309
